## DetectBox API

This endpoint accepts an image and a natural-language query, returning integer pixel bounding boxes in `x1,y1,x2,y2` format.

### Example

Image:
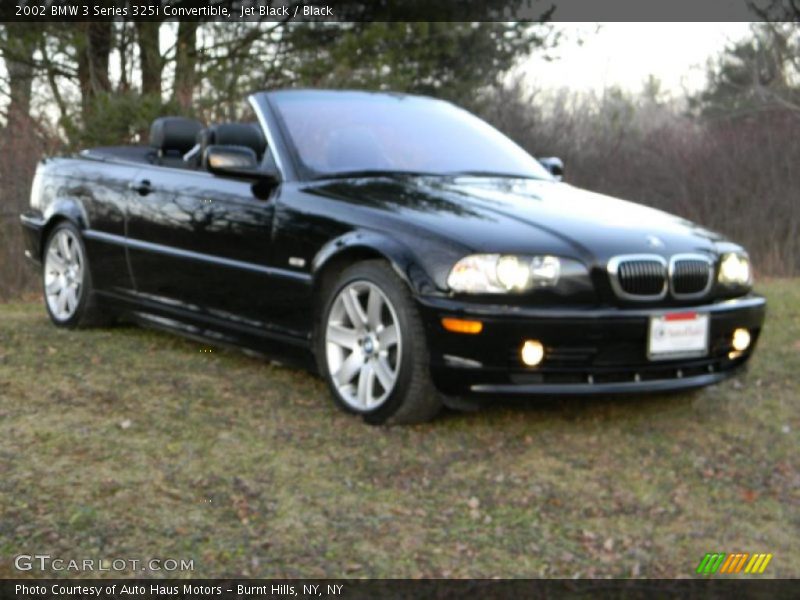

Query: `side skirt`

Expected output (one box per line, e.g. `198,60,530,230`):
96,290,317,372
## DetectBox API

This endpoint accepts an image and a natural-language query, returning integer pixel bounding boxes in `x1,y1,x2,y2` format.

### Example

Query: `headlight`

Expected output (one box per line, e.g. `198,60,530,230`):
718,252,752,287
447,254,562,293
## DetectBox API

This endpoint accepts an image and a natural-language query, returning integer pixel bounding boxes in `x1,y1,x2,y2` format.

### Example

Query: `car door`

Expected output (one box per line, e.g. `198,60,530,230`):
125,166,291,334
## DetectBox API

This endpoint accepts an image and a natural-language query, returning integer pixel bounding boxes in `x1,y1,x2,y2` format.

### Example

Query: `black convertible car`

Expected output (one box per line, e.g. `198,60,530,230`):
20,89,765,424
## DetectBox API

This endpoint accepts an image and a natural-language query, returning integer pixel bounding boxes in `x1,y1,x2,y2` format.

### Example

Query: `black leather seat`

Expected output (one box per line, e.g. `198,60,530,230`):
149,116,204,168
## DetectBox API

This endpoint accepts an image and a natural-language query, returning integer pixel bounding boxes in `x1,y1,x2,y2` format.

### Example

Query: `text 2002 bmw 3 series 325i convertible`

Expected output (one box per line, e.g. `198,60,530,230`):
20,90,766,424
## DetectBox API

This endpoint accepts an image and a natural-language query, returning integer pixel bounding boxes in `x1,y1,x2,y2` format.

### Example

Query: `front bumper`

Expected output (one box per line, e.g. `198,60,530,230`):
417,294,766,397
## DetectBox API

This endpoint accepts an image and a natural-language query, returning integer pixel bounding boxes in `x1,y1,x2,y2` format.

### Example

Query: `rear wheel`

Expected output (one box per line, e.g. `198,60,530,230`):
317,260,442,425
42,222,111,328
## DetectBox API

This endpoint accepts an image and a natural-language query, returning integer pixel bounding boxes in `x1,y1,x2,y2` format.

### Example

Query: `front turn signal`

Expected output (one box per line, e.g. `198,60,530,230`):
441,317,483,334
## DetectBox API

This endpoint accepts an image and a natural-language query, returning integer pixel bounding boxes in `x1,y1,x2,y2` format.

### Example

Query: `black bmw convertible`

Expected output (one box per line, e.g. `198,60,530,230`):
20,89,766,424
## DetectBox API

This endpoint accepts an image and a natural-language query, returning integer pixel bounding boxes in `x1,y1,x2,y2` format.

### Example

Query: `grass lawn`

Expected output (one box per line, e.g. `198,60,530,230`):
0,280,798,578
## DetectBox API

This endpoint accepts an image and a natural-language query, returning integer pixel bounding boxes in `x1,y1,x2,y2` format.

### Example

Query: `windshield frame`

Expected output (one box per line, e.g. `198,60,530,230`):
259,90,553,183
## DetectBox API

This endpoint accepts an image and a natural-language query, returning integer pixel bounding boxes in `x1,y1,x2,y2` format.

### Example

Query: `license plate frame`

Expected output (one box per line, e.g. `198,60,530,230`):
647,311,710,361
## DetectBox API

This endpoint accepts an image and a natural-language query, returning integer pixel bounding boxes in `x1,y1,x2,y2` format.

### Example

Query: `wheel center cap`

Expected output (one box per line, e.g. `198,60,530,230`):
363,335,377,356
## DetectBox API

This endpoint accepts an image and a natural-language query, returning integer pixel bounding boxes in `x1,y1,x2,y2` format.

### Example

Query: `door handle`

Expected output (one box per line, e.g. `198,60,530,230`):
128,179,154,196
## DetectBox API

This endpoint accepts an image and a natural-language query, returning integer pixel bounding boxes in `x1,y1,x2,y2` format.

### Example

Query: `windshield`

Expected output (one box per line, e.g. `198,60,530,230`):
269,91,553,180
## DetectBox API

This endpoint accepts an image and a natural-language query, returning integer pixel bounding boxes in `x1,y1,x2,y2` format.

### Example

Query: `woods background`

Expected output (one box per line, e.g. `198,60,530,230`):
1,15,799,300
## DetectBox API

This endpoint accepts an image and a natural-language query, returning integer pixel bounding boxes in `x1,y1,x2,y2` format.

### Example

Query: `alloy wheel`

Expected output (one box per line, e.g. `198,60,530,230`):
325,281,402,410
44,229,84,321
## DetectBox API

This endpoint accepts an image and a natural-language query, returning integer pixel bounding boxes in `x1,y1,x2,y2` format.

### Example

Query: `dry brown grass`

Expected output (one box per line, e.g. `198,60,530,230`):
0,280,798,578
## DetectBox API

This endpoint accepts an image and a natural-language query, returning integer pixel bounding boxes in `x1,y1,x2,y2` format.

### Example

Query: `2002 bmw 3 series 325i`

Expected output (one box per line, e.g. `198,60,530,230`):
20,90,766,424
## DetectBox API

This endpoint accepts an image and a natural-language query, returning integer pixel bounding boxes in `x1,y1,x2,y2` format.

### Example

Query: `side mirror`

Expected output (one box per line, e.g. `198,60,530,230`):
204,145,280,184
538,157,564,181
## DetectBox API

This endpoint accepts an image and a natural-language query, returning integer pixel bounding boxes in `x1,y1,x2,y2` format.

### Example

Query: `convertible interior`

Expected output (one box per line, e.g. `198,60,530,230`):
81,116,269,171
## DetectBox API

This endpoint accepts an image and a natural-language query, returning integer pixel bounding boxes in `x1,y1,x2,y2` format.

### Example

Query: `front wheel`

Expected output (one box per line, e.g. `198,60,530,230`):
317,260,442,425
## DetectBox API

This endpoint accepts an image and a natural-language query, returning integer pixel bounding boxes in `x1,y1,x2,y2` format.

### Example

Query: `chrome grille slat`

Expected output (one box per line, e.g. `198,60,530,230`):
607,254,668,301
669,254,713,299
608,253,713,301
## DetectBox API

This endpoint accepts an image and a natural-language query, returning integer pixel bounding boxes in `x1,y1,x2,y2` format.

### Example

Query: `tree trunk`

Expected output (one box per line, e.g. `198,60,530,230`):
173,21,198,111
135,21,162,96
76,22,112,119
7,57,34,123
0,25,45,218
2,24,39,132
117,22,131,93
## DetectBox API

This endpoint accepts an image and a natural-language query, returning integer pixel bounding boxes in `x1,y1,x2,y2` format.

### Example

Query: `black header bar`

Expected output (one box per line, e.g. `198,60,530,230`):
2,579,799,600
1,0,798,23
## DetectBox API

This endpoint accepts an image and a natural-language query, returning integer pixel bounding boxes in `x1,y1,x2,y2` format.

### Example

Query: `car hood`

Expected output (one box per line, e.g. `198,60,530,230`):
305,176,727,264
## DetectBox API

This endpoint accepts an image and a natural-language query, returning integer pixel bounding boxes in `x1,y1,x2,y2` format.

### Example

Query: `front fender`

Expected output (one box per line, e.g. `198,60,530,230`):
311,230,439,296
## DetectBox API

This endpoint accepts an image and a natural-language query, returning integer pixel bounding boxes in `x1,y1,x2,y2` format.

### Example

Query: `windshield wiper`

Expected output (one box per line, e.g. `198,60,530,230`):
313,169,441,181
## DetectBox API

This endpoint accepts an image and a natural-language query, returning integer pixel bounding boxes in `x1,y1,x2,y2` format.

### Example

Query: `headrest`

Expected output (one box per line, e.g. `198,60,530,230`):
150,117,203,153
211,123,266,157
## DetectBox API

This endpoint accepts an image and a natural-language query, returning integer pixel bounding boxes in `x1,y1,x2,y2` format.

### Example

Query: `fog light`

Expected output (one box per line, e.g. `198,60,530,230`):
521,340,544,366
442,317,483,334
732,328,751,352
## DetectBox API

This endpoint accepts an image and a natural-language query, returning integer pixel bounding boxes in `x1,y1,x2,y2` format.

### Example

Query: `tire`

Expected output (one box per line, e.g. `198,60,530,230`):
42,221,112,329
316,260,442,425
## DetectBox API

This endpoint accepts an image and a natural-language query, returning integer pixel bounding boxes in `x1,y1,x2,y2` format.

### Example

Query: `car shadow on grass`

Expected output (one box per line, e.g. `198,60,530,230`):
91,320,730,430
437,387,706,426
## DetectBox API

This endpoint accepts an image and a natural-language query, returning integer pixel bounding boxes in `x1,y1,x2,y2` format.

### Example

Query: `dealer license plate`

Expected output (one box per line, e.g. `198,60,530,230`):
648,312,709,360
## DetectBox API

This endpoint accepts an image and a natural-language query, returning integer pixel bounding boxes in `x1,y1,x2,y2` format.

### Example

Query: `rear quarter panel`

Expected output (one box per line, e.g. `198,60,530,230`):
35,157,139,293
